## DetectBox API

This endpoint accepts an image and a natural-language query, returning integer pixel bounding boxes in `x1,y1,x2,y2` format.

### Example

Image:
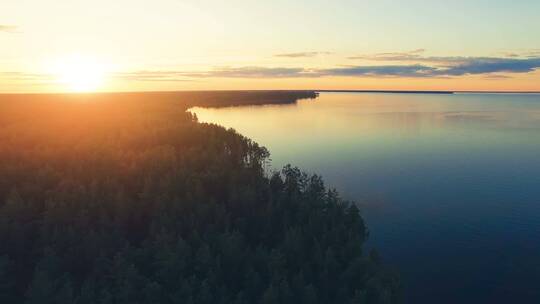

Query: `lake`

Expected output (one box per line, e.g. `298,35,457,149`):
191,92,540,304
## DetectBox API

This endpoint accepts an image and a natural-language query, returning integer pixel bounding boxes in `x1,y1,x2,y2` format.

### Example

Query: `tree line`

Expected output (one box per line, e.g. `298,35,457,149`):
0,93,399,303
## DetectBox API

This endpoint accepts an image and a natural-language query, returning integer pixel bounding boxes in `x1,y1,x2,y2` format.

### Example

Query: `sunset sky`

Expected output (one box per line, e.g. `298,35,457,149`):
1,0,540,93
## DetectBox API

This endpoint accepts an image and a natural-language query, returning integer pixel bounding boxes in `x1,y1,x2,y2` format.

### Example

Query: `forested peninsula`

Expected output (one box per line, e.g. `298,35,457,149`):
0,91,400,304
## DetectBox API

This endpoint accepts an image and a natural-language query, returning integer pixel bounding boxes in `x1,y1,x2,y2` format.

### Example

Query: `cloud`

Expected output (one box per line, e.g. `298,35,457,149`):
117,67,319,80
115,71,195,82
195,66,317,78
0,72,55,85
350,54,469,65
6,52,540,84
0,72,52,81
348,49,427,61
0,25,18,33
337,57,540,78
318,64,437,77
483,74,512,80
436,57,540,76
524,49,540,58
116,56,540,81
116,65,438,80
350,49,540,65
349,50,512,67
347,49,540,77
274,51,332,58
502,52,520,58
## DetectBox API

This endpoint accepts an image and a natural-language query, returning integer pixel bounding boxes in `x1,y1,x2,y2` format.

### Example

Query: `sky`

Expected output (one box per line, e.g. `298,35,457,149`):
1,0,540,93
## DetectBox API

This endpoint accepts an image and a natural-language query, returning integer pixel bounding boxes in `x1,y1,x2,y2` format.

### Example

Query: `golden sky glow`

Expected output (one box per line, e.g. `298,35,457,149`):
1,0,540,93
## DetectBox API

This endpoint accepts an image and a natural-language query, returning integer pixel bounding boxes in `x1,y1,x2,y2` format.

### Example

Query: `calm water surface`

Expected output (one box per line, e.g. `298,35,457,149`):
191,93,540,303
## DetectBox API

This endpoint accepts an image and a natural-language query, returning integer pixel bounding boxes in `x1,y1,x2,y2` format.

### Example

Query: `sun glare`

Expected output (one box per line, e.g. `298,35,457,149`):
54,55,108,92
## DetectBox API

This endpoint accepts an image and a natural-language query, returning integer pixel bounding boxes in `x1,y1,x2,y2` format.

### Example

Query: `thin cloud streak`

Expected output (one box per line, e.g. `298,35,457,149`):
0,72,53,81
0,25,18,33
348,49,427,61
483,74,512,80
191,67,317,78
349,49,540,65
274,52,332,58
115,71,195,82
318,64,438,78
117,67,319,80
0,72,56,86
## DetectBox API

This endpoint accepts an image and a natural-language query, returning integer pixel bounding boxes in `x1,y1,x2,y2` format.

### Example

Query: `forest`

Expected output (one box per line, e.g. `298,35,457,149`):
0,91,399,303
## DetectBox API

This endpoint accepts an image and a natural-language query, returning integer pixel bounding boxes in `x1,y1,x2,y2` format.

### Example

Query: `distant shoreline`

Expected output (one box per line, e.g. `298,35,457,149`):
2,89,540,96
317,90,454,94
317,90,540,95
0,90,318,109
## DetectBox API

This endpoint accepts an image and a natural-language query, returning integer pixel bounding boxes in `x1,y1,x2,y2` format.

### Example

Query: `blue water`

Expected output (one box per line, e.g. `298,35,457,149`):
192,92,540,303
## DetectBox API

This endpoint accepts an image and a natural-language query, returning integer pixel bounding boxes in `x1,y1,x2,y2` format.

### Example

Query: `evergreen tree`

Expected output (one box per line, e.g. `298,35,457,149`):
0,93,399,303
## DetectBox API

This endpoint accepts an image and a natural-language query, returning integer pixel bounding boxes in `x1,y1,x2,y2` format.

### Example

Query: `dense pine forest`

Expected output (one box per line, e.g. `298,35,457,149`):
0,91,400,303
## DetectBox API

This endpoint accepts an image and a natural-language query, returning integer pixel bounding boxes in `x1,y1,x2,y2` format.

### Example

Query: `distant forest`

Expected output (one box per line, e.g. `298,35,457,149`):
0,91,400,303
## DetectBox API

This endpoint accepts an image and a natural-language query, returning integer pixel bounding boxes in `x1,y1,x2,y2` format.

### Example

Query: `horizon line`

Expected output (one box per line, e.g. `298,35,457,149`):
1,89,540,96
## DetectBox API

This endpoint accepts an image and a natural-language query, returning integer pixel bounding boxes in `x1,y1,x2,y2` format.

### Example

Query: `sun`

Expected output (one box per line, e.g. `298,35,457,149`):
54,55,108,92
